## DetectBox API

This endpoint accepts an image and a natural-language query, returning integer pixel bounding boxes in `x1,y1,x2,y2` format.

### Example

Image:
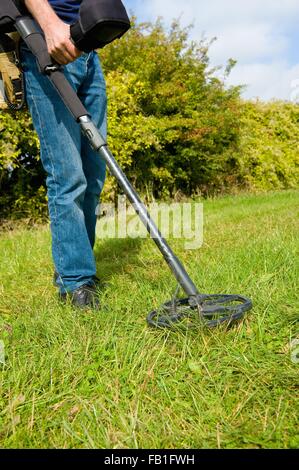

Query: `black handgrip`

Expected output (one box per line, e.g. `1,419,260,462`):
16,17,53,72
15,16,89,120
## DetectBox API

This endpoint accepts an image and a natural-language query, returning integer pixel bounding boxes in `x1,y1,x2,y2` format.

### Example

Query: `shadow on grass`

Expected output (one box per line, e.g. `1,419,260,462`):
94,237,143,282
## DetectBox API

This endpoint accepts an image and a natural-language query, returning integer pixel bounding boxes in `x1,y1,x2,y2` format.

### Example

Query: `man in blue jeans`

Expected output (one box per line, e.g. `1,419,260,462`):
22,0,107,308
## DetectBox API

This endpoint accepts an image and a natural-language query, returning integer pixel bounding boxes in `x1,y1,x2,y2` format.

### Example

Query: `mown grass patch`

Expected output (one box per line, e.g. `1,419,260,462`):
0,190,298,448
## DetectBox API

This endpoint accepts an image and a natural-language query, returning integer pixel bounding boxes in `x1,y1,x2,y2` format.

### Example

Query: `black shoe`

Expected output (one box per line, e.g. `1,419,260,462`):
59,284,100,309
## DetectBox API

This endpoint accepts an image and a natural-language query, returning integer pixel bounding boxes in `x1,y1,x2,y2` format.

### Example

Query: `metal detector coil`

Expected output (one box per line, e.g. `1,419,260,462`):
147,292,253,329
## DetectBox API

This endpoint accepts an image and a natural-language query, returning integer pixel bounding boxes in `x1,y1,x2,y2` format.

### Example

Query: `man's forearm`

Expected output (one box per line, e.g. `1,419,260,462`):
23,0,81,64
24,0,61,33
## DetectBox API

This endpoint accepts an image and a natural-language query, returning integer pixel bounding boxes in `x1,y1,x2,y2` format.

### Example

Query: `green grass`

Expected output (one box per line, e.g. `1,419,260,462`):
0,190,298,449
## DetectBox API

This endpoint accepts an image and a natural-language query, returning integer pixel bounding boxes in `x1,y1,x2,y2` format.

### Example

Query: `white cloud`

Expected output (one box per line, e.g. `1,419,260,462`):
209,24,288,64
137,0,299,30
132,0,299,101
227,62,299,101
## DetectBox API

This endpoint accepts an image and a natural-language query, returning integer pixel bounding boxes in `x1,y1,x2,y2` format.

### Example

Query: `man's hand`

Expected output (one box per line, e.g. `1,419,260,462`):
24,0,82,65
44,20,82,65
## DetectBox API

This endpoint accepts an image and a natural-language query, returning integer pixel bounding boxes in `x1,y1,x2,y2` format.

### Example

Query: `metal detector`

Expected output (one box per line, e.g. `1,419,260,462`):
1,2,253,328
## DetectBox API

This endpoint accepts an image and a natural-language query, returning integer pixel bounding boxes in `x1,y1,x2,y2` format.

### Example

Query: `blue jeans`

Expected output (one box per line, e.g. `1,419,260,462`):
20,44,107,293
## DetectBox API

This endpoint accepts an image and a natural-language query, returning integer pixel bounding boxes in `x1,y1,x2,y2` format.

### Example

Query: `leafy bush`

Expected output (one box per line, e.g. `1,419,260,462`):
0,109,45,219
236,101,299,191
0,18,298,220
101,19,243,199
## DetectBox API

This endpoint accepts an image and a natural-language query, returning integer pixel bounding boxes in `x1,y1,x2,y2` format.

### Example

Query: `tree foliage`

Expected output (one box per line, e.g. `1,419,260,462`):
236,101,299,190
101,19,243,199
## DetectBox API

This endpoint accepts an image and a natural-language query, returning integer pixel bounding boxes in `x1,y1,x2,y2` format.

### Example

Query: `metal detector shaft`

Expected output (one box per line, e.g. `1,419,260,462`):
15,17,200,299
79,116,200,297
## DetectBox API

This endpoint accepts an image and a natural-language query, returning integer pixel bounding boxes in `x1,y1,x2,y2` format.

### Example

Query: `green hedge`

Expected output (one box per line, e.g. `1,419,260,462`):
0,19,298,219
236,101,299,191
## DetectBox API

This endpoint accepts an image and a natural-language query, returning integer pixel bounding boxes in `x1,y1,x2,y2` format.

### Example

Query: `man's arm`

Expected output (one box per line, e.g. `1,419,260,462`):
24,0,81,65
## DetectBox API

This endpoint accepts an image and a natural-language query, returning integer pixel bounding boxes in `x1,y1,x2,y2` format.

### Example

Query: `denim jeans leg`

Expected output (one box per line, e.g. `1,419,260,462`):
75,53,107,249
20,47,102,293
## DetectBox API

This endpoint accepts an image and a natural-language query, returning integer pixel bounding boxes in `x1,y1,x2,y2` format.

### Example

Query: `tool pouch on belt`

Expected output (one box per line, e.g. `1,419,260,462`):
0,32,25,111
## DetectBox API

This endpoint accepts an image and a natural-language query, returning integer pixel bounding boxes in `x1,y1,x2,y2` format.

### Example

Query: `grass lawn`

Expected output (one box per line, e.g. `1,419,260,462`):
0,190,298,449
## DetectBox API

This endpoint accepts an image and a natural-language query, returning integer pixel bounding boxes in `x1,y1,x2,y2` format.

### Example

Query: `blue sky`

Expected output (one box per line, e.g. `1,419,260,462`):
123,0,299,101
